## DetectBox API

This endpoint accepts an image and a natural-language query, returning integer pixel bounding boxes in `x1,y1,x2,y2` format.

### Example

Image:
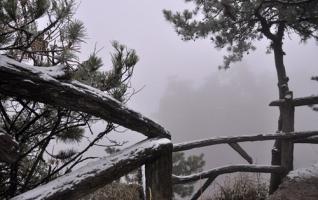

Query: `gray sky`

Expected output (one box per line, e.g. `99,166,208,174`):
75,0,318,191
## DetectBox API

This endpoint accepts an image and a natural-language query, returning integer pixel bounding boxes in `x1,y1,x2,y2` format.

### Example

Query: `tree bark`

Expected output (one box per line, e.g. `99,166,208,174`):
270,38,294,194
145,143,172,200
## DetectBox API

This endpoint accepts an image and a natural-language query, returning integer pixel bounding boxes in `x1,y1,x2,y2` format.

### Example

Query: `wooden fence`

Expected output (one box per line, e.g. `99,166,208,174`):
173,129,318,200
1,55,318,200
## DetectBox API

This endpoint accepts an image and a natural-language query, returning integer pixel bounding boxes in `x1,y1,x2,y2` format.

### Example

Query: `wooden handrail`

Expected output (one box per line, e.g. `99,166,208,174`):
172,164,284,184
270,95,318,107
173,131,318,152
11,138,171,200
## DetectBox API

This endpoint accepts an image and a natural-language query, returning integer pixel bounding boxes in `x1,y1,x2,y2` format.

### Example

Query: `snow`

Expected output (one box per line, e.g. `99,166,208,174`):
0,55,121,105
11,138,171,200
0,55,170,138
0,55,128,114
0,55,66,81
22,79,36,84
70,80,122,105
287,163,318,181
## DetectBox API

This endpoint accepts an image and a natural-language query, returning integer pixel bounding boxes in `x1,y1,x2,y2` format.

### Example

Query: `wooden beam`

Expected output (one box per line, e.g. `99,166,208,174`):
145,143,172,200
228,143,253,164
0,130,19,163
0,55,170,139
294,136,318,143
173,130,318,152
172,164,284,184
11,138,171,200
270,103,295,194
270,96,318,107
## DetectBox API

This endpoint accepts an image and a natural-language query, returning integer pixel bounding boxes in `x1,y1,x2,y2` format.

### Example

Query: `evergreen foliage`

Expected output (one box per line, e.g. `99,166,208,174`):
164,0,318,69
164,0,318,195
173,152,205,198
0,1,139,198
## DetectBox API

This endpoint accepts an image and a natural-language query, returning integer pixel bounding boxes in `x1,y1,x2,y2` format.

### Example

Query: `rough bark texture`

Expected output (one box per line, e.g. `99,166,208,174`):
280,104,294,174
145,143,173,200
0,55,170,139
268,23,294,193
11,138,171,200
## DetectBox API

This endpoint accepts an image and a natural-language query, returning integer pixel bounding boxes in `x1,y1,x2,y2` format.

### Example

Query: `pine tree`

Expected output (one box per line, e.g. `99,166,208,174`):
164,0,318,97
172,152,205,199
0,1,139,198
164,0,318,193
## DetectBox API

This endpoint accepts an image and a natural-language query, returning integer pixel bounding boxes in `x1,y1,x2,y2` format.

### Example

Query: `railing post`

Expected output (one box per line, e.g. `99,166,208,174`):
280,103,294,173
145,142,172,200
270,94,295,193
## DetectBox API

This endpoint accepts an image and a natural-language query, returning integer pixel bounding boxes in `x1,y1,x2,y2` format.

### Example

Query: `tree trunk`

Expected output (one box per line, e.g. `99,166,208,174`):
269,40,294,194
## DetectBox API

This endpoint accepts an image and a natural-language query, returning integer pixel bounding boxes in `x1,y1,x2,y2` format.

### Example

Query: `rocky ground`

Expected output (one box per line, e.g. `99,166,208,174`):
268,163,318,200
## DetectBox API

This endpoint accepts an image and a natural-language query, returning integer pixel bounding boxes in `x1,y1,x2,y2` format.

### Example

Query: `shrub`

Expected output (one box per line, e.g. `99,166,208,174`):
209,173,268,200
80,183,143,200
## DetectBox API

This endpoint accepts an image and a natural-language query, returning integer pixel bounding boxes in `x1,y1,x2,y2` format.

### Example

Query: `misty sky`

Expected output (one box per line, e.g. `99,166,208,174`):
75,0,318,190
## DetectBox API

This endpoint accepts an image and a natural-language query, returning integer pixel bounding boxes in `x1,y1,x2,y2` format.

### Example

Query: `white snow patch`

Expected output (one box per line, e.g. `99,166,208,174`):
287,163,318,181
0,55,66,81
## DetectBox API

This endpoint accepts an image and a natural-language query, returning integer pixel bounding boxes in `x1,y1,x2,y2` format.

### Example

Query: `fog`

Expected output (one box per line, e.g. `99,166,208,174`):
75,0,318,193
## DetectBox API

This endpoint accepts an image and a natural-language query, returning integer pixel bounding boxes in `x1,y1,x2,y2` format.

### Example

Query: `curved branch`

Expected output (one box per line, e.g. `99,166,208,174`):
0,55,170,139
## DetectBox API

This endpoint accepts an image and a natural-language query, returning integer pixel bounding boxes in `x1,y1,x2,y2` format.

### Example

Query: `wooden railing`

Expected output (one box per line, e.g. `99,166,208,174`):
1,55,318,200
11,138,172,200
172,130,318,200
0,56,173,200
170,94,318,200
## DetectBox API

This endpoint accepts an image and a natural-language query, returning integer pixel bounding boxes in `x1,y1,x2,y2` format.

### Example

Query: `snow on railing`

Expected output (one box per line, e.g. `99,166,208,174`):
11,138,171,200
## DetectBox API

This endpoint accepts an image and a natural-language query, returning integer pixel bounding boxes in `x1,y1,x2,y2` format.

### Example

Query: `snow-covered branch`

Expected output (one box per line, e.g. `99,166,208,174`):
0,55,170,139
